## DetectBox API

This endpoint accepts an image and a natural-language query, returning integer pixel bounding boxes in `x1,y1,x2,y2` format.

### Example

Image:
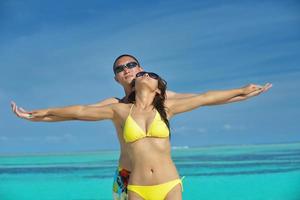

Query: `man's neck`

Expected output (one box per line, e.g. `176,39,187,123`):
120,85,133,103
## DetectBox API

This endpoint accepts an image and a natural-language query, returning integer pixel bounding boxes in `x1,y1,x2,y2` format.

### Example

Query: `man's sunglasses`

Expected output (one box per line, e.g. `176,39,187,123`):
136,71,159,80
114,62,138,74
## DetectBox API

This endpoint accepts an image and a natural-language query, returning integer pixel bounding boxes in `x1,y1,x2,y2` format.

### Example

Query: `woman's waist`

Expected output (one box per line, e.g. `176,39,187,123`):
129,160,179,185
118,156,132,171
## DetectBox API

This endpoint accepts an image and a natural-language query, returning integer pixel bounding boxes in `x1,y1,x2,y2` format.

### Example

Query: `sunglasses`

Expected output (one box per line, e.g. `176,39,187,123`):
136,71,160,80
114,62,138,74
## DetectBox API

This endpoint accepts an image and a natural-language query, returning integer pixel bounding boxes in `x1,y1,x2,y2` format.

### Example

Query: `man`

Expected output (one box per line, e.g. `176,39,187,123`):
11,54,196,200
11,54,271,199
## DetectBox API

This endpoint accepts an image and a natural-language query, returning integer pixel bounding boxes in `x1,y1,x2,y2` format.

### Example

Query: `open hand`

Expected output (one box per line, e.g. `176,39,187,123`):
11,101,48,121
242,83,272,97
11,101,34,120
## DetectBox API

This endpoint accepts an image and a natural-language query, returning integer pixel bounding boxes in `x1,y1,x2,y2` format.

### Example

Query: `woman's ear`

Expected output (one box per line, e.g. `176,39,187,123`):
155,88,161,94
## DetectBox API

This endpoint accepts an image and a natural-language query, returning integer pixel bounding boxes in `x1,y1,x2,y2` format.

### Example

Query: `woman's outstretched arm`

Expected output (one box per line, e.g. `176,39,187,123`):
166,85,270,104
11,101,114,121
166,83,272,116
11,98,118,122
204,83,272,105
45,105,114,121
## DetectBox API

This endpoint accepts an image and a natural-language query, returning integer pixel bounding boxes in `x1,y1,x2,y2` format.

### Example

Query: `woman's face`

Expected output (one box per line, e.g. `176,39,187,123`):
135,72,159,93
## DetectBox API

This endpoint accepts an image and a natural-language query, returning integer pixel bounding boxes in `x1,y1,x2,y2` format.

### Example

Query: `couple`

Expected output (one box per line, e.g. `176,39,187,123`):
11,54,272,200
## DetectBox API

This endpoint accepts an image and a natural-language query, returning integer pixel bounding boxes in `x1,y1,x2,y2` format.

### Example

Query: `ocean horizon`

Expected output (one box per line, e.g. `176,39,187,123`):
1,141,299,156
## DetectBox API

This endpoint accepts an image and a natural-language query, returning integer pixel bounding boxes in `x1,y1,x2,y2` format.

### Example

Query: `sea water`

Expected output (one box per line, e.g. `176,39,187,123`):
0,142,299,200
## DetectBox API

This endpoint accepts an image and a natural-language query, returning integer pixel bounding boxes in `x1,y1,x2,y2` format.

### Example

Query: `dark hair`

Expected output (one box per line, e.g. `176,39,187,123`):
113,54,140,74
128,75,171,136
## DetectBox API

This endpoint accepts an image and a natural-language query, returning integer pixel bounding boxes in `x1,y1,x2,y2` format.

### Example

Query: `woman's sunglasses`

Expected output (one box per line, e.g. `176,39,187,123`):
114,62,138,74
136,71,159,80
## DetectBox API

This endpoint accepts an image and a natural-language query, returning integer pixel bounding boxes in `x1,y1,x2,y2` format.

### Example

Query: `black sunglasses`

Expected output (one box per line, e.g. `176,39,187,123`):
114,62,138,74
136,71,160,80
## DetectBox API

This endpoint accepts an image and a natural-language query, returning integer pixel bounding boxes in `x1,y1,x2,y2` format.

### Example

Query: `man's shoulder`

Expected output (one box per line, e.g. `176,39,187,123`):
89,97,124,107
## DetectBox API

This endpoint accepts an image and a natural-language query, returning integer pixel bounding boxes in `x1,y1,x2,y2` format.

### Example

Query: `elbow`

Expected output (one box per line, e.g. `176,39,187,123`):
200,92,216,106
74,105,85,119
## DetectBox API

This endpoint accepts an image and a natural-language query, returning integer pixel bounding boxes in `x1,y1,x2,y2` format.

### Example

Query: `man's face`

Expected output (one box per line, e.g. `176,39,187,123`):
114,56,143,86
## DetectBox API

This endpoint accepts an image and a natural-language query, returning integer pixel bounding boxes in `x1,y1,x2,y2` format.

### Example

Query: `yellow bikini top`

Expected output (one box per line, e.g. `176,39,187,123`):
123,104,170,143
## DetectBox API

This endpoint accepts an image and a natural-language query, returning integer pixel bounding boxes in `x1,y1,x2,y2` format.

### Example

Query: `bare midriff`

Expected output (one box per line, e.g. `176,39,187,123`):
127,137,179,185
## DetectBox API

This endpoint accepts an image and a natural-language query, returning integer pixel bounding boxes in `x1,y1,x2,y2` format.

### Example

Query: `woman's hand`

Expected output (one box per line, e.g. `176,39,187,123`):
241,83,272,96
11,101,48,121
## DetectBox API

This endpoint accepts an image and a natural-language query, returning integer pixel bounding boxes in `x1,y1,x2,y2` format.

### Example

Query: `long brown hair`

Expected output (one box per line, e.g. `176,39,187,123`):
128,75,170,134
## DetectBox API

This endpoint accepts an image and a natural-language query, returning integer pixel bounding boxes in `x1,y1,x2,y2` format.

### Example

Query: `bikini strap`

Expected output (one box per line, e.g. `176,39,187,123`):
180,176,185,192
129,104,134,115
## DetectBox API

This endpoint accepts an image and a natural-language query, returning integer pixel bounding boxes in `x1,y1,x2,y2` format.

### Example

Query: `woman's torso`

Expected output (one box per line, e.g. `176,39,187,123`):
112,103,179,185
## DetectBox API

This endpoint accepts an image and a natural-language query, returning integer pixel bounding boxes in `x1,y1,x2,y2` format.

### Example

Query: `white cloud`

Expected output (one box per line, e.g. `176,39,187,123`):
45,135,61,143
223,124,232,130
222,123,245,131
45,133,76,144
172,126,207,134
22,137,37,142
197,128,207,134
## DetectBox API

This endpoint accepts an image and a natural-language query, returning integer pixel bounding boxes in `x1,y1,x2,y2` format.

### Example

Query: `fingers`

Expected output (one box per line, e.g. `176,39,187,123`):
256,83,272,92
10,101,16,112
265,83,273,90
10,101,33,119
11,101,19,116
19,107,29,113
252,83,272,96
261,83,272,92
248,89,262,97
246,83,271,97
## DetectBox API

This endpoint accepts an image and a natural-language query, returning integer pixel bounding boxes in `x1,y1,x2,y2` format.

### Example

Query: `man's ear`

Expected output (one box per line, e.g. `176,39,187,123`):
114,76,119,83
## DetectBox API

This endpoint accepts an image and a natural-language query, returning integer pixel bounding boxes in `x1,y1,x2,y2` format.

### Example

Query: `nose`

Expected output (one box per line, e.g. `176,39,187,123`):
123,67,130,73
143,73,149,77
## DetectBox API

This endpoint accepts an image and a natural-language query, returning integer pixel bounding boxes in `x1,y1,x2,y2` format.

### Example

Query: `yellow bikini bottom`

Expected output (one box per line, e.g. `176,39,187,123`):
127,177,184,200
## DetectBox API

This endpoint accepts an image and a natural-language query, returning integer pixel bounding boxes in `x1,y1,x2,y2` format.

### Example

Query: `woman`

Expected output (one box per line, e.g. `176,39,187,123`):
12,72,272,200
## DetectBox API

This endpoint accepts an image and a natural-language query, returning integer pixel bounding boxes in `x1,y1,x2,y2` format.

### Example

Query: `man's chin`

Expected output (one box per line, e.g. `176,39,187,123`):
125,77,135,82
119,78,134,86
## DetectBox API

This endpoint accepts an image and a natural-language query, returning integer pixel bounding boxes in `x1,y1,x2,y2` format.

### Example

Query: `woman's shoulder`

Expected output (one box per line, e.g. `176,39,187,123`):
111,102,133,111
110,103,133,120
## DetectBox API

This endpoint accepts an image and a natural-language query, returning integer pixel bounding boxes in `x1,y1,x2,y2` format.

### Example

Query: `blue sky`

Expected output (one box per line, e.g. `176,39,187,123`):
1,0,300,154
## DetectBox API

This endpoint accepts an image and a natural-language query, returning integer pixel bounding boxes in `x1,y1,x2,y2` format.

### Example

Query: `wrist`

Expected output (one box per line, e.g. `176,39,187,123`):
45,109,51,116
239,88,246,95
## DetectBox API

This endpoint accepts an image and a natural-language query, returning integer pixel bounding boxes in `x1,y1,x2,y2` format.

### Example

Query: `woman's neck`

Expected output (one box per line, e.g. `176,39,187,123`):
134,90,156,110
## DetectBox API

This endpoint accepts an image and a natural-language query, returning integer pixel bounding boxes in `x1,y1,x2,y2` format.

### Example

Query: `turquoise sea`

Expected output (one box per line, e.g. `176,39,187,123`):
0,142,299,200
